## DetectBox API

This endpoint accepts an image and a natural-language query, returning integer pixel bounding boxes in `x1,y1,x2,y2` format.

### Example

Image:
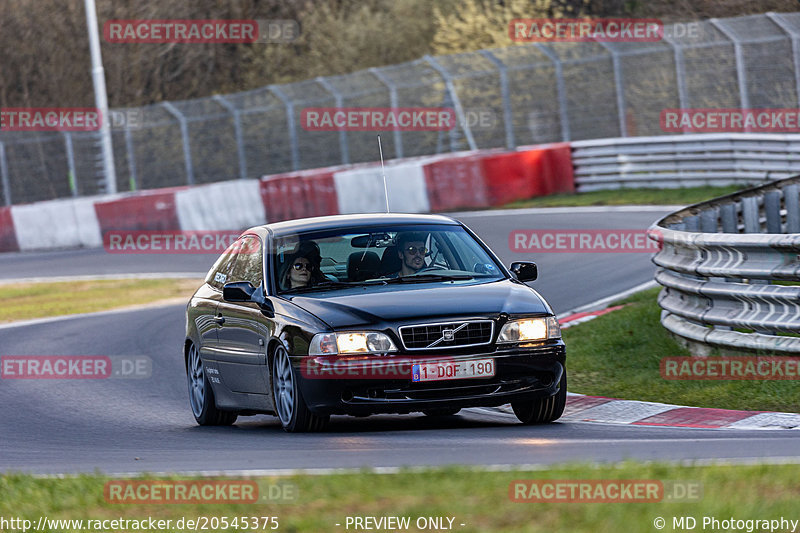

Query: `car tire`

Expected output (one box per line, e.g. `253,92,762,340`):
187,343,238,426
272,345,329,433
511,370,567,425
422,408,461,417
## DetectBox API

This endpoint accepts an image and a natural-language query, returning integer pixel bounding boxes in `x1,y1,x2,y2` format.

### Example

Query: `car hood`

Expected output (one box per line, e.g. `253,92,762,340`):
286,279,552,329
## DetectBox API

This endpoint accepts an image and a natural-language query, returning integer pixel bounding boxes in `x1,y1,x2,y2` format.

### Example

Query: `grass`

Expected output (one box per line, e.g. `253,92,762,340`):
564,288,800,413
0,278,202,323
501,185,746,209
1,463,799,533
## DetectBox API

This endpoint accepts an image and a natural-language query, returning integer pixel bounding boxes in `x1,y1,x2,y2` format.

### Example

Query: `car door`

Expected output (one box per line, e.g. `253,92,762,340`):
215,235,274,395
194,242,239,360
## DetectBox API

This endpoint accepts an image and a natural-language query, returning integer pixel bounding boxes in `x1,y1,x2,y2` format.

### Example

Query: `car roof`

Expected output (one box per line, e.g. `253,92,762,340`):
259,213,461,236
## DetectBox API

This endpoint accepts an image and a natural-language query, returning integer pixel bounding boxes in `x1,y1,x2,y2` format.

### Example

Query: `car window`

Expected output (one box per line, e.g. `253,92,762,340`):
205,239,240,290
228,236,263,287
273,224,504,293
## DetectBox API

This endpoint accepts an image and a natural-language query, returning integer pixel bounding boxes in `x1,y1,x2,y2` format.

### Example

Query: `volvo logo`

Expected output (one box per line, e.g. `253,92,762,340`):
442,329,455,341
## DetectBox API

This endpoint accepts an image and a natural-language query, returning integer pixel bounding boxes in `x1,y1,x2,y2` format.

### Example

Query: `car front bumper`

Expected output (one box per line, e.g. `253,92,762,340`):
295,342,565,416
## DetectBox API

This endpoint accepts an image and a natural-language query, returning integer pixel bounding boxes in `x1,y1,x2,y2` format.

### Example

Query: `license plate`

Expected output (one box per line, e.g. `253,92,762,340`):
412,358,495,382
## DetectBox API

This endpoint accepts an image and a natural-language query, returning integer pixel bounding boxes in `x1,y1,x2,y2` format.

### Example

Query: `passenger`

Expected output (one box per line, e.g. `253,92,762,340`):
280,241,325,289
394,232,428,277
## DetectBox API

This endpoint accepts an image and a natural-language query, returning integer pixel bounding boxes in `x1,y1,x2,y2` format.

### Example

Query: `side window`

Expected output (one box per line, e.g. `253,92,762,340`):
205,241,239,290
229,236,264,287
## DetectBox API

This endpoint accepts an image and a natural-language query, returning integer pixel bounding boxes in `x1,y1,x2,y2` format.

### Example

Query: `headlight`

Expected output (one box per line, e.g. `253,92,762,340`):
497,316,560,343
309,332,397,355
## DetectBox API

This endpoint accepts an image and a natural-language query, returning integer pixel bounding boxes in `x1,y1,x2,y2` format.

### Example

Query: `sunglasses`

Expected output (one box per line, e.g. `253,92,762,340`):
404,246,427,256
292,262,312,271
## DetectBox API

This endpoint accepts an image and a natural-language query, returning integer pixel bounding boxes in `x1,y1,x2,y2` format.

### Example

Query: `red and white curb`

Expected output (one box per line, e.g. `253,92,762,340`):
559,305,625,328
489,394,800,430
562,394,800,430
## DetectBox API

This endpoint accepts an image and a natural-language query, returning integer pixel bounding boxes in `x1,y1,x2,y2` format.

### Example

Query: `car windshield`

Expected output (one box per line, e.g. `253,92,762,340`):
273,224,504,293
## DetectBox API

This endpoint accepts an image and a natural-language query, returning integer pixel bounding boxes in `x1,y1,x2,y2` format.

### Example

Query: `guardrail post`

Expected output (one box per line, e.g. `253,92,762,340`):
424,55,477,152
709,19,751,111
720,203,738,233
534,44,571,142
700,208,718,232
268,85,300,171
315,76,350,165
162,102,195,185
597,42,628,137
213,94,248,180
62,132,78,197
369,67,404,159
479,50,515,149
765,12,800,108
785,184,800,232
764,191,782,233
741,196,760,233
0,142,10,206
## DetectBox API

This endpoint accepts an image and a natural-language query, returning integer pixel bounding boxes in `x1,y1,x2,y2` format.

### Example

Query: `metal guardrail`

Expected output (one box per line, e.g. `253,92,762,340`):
573,134,800,191
649,175,800,353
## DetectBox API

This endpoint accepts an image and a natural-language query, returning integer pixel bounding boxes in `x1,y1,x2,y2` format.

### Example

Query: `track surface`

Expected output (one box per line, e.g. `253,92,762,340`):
2,207,798,475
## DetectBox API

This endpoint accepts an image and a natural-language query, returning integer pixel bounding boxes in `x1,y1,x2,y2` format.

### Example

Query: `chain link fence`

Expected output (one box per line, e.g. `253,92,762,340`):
3,12,800,206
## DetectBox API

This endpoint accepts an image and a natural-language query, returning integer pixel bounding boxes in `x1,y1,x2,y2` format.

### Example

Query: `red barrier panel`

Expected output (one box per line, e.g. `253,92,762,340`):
302,173,339,218
94,189,182,235
260,170,339,223
532,142,575,196
0,206,20,252
481,143,574,205
423,155,491,212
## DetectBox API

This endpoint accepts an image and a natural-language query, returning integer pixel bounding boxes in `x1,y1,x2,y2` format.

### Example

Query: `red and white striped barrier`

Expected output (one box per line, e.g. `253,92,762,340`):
0,142,575,252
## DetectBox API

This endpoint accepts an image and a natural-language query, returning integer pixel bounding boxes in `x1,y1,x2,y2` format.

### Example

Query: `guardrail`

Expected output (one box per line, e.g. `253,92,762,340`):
649,175,800,354
573,134,800,191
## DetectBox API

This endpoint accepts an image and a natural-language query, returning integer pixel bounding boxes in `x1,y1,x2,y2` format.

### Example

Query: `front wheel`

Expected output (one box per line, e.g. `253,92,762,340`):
187,343,238,426
511,370,567,424
272,345,329,432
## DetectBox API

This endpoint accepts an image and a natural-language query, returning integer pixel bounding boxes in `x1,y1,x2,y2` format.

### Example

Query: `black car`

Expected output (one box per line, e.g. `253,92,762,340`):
184,213,566,432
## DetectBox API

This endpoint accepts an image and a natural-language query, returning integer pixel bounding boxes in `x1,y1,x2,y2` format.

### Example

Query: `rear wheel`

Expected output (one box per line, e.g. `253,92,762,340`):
187,343,238,426
272,345,329,432
511,370,567,425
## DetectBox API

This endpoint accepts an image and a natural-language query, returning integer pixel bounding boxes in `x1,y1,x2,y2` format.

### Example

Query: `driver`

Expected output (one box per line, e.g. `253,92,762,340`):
394,232,428,277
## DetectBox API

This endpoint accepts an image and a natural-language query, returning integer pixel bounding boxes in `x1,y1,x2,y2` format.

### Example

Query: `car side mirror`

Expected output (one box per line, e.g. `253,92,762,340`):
223,281,257,302
509,261,538,282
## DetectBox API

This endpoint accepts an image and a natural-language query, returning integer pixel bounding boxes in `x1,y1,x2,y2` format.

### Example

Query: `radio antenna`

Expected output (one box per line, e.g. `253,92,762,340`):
378,135,389,213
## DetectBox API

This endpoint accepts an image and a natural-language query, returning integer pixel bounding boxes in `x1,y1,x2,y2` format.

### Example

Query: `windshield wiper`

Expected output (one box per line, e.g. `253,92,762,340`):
282,279,386,294
383,273,474,283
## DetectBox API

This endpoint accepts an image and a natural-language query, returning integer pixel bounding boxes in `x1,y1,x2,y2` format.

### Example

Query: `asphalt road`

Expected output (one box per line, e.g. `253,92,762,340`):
3,206,798,475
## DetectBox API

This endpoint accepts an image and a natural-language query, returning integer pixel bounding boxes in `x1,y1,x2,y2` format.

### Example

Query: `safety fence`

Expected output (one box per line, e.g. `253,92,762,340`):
3,11,800,205
649,175,800,353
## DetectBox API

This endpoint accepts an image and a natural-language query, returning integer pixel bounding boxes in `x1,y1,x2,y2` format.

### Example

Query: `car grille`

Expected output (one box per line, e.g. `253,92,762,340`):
399,320,494,350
